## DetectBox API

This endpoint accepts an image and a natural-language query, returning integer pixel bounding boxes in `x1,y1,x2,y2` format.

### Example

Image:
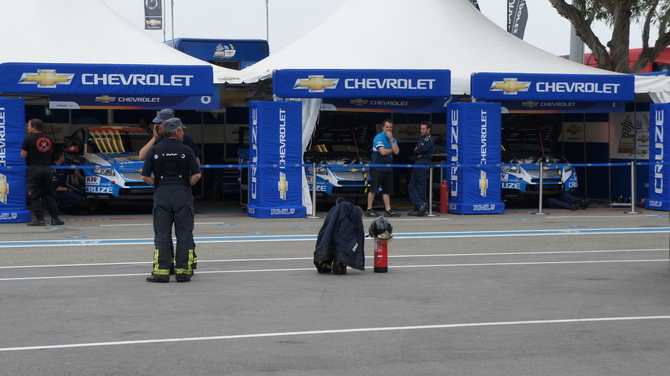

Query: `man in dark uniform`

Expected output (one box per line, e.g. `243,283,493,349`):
408,121,434,217
141,118,202,283
21,118,63,226
138,108,202,272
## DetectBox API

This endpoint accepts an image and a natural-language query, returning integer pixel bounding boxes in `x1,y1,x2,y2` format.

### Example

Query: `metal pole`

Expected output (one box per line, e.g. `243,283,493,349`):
533,162,548,215
170,0,175,48
306,163,320,219
265,0,270,46
427,164,438,217
625,162,641,214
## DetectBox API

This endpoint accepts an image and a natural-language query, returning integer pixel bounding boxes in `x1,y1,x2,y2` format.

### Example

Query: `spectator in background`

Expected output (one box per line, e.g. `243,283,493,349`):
52,149,84,214
138,117,151,133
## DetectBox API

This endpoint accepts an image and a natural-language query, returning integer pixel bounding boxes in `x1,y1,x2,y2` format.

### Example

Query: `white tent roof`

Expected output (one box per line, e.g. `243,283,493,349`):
216,0,670,102
0,0,234,78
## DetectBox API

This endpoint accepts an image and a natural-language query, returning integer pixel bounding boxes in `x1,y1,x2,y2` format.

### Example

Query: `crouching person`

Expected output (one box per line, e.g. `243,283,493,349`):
141,118,202,283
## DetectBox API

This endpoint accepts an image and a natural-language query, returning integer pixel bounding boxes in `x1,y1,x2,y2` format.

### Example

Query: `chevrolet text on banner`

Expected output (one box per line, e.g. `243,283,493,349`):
0,98,31,223
447,102,505,214
471,73,635,102
0,63,213,96
273,69,451,98
144,0,163,30
647,103,670,211
247,101,306,218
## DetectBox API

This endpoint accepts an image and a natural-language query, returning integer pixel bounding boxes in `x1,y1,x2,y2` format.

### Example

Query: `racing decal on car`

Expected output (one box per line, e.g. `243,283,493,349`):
86,176,101,185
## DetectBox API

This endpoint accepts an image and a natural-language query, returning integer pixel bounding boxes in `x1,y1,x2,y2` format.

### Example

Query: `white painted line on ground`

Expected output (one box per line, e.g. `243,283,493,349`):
0,248,665,270
0,259,666,282
1,315,668,352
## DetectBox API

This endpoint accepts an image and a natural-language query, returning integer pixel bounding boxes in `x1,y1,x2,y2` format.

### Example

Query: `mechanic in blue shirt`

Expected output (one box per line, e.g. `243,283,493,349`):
141,118,202,283
365,119,401,217
407,121,434,217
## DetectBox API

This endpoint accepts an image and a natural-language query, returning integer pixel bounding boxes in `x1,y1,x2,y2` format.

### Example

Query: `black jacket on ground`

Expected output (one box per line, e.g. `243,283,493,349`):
314,201,365,271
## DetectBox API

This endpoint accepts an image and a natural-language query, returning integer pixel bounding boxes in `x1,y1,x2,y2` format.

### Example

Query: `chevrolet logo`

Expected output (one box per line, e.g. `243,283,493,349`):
521,101,538,107
490,78,531,95
294,75,339,93
146,19,161,26
566,124,581,135
19,69,74,88
0,174,8,204
95,95,116,103
638,134,650,143
278,172,288,200
350,98,368,106
479,170,488,197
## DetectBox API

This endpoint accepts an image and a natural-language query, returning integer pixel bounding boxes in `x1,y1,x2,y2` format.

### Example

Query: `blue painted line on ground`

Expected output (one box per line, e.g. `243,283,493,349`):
0,227,668,248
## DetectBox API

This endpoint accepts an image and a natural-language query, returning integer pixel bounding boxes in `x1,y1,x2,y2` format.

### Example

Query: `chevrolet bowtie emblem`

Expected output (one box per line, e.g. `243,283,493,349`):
521,101,538,108
479,170,488,198
278,172,288,200
19,69,74,88
490,78,531,95
294,75,339,93
0,174,8,204
95,95,116,103
350,98,368,106
146,19,161,26
566,124,581,135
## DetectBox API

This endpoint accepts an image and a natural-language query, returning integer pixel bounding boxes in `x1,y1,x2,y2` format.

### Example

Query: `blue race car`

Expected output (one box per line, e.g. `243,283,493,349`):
63,126,155,208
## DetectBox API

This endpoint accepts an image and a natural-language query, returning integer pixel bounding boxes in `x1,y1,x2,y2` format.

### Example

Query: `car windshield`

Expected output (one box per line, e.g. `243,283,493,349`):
87,130,152,154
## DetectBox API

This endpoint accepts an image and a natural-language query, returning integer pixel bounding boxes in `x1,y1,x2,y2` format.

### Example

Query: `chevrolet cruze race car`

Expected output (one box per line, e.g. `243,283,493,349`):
63,126,154,207
433,114,577,198
500,114,577,197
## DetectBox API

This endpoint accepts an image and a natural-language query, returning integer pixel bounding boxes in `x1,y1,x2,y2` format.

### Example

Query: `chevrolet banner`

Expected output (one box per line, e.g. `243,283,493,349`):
273,69,451,98
647,103,670,211
246,101,306,218
0,98,32,223
447,102,505,214
0,63,213,96
49,87,221,110
144,0,163,30
471,73,634,102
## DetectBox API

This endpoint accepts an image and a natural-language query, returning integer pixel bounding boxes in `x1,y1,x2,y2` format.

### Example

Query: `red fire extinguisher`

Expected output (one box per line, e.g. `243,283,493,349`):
399,173,408,196
374,239,389,273
440,179,449,214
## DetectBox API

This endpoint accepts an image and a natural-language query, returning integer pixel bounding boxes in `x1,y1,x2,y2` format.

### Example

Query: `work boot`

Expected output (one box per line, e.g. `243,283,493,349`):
51,218,64,226
580,199,591,209
146,275,169,283
27,220,46,226
570,204,580,211
175,274,191,282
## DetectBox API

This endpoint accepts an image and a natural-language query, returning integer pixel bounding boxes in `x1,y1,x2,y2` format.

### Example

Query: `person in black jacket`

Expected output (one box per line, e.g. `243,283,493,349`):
408,121,434,217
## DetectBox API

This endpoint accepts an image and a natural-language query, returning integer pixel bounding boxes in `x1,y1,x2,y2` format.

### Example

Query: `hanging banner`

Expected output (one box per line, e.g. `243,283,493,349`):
507,0,528,39
0,98,32,223
49,87,221,110
247,101,306,218
144,0,163,30
0,63,213,96
471,73,635,102
447,102,505,214
647,103,670,211
273,69,451,98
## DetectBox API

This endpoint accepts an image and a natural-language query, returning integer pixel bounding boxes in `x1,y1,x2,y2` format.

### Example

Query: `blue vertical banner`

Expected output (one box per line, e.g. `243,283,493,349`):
0,98,31,223
247,101,306,218
447,102,505,214
647,103,670,210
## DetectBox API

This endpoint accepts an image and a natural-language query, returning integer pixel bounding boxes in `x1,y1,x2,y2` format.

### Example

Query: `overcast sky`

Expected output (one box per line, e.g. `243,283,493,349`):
103,0,648,57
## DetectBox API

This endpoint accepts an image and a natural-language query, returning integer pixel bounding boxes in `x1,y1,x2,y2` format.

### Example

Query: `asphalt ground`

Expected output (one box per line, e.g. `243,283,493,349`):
1,199,670,375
